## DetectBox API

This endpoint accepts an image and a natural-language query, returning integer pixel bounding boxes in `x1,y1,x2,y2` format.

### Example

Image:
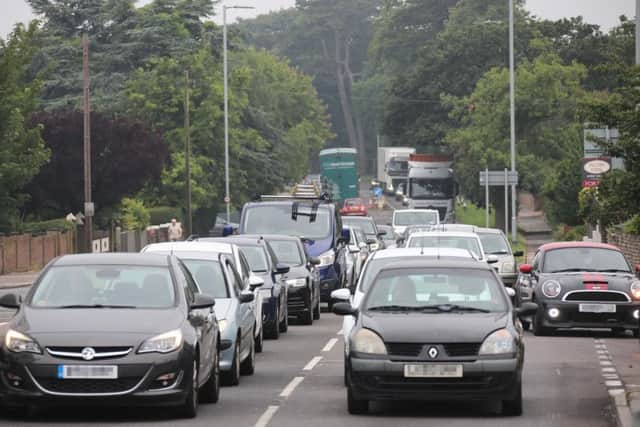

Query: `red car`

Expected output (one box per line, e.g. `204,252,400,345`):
340,198,368,216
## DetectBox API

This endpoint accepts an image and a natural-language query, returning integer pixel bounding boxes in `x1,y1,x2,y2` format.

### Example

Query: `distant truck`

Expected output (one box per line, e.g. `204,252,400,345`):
406,153,456,223
376,147,416,195
319,148,359,202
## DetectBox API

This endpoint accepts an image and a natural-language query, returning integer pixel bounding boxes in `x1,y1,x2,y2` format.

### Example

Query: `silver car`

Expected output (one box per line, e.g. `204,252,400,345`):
475,227,523,287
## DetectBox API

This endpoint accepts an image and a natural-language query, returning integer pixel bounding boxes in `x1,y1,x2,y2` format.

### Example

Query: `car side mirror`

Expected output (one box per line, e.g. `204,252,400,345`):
275,263,291,274
239,291,255,304
348,245,360,254
249,275,264,290
516,302,538,318
366,238,377,245
519,264,533,274
332,302,357,316
0,293,21,309
331,288,351,302
513,250,524,257
377,230,387,237
340,228,351,245
487,255,499,264
190,293,215,310
308,257,320,267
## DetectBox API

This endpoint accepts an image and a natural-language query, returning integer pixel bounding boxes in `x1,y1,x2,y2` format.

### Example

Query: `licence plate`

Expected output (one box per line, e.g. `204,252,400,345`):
579,303,616,313
57,365,118,379
404,364,463,378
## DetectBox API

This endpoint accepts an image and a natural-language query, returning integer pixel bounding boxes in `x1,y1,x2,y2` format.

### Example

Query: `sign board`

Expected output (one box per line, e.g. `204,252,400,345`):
224,196,230,204
582,157,611,188
479,171,519,186
101,238,110,253
584,127,624,171
84,202,95,217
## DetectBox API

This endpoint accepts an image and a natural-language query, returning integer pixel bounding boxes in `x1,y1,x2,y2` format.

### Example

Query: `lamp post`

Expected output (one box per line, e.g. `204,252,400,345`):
508,0,517,243
223,4,254,223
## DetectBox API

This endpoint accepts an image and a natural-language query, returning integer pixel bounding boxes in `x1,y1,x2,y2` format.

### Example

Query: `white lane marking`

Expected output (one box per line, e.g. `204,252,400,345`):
255,405,279,427
336,329,344,335
606,380,623,387
599,355,611,360
555,368,561,376
609,389,625,396
602,367,617,373
280,376,304,398
0,322,6,326
600,360,613,366
322,338,339,352
303,356,323,371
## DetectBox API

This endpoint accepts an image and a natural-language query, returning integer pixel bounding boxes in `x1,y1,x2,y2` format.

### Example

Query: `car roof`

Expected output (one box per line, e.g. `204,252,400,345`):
378,258,494,271
474,227,503,235
342,216,373,221
143,241,234,254
371,247,475,259
244,201,334,210
394,209,439,214
199,237,264,247
539,241,621,252
408,231,480,238
54,253,170,267
240,234,302,243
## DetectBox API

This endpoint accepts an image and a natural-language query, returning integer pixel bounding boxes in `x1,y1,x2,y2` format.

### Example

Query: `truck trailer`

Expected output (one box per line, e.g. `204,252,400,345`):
406,153,456,223
319,148,359,202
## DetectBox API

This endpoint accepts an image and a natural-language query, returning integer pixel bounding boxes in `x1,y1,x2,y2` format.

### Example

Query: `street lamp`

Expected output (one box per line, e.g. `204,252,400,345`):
508,0,517,243
223,4,255,224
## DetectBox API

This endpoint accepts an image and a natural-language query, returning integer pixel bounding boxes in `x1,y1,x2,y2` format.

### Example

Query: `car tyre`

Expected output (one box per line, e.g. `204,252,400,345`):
520,319,531,331
347,385,368,415
179,359,199,418
502,379,523,416
532,307,551,336
279,308,289,333
301,306,313,325
255,324,264,353
240,331,255,376
266,307,280,339
222,339,241,386
313,297,321,320
199,346,220,404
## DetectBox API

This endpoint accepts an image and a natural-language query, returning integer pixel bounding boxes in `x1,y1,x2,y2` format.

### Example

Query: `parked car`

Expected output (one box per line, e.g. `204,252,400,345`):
345,226,370,289
0,253,221,418
333,257,537,415
243,235,321,325
200,237,291,340
391,209,440,237
340,198,368,217
141,242,258,385
515,242,640,336
341,216,386,251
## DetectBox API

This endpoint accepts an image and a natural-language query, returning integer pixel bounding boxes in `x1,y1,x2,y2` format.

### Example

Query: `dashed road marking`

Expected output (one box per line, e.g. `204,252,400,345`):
280,376,304,398
303,356,323,371
594,339,626,396
336,329,343,335
322,338,338,352
254,405,279,427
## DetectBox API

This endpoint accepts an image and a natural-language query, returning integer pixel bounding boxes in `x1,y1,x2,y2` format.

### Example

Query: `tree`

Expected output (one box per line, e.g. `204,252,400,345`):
25,109,168,223
0,22,49,231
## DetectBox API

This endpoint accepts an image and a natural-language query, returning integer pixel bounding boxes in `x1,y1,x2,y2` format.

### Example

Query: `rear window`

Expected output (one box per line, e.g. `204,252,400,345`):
181,259,229,298
342,217,376,234
239,246,269,273
478,233,511,255
407,235,482,260
268,240,304,266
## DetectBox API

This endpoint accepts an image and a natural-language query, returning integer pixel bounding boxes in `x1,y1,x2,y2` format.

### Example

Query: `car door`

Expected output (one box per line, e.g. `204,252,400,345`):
225,259,254,355
239,251,262,336
176,261,214,383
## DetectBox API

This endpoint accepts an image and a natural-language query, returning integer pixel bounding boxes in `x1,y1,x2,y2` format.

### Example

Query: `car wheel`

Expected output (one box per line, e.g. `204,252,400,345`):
532,307,551,337
240,330,255,375
347,385,368,415
266,307,280,340
520,319,531,331
633,329,639,339
327,300,334,312
502,379,523,416
199,345,220,404
313,297,321,320
301,305,313,325
279,308,289,333
179,359,199,418
222,339,240,386
255,324,264,353
343,354,349,387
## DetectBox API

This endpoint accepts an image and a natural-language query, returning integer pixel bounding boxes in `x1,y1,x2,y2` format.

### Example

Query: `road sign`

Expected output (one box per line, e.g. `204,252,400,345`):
479,171,519,186
224,196,230,204
582,157,611,188
84,202,95,217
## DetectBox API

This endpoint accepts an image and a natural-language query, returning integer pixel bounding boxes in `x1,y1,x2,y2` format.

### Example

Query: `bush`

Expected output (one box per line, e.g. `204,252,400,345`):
120,198,150,231
17,218,75,234
553,224,587,241
148,206,183,226
622,215,640,235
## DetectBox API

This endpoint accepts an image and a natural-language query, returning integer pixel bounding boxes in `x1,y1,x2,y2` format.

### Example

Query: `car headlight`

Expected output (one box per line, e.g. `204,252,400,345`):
138,329,182,354
286,278,307,287
318,250,335,267
259,288,272,299
218,319,229,334
5,329,41,354
541,280,562,298
501,261,515,274
631,281,640,300
479,329,515,355
351,328,387,355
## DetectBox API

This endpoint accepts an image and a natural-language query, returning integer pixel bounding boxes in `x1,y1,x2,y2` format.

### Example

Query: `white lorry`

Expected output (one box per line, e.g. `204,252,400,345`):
376,147,415,195
406,153,456,223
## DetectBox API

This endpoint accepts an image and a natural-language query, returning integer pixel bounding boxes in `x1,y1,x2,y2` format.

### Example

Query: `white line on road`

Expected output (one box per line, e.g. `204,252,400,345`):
280,377,304,398
255,405,279,427
322,338,338,352
303,356,323,371
605,380,623,387
336,329,343,335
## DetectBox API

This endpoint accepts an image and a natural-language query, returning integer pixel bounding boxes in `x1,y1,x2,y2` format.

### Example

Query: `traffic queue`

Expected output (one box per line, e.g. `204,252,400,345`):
0,195,638,419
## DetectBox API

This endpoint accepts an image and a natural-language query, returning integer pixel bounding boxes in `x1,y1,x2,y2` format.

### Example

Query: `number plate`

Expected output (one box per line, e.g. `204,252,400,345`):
404,364,463,378
579,303,616,313
57,365,118,379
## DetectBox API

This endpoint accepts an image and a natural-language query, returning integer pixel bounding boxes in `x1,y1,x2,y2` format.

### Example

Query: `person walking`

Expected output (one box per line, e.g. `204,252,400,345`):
168,218,183,242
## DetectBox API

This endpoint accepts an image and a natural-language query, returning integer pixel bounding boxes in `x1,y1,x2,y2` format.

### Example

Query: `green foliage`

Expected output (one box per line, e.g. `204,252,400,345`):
17,218,74,234
119,197,150,230
148,206,183,225
622,215,640,235
455,200,495,228
552,224,587,241
578,187,601,226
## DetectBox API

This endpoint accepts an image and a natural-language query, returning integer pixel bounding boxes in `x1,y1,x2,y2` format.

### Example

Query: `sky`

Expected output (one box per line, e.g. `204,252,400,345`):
0,0,636,38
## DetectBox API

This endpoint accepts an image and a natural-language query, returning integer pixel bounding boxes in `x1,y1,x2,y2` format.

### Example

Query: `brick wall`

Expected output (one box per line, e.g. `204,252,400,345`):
0,230,76,274
606,226,640,267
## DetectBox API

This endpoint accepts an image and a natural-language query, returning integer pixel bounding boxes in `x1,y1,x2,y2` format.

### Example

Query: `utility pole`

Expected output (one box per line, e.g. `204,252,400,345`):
82,32,93,253
636,0,640,64
508,0,517,243
184,70,192,237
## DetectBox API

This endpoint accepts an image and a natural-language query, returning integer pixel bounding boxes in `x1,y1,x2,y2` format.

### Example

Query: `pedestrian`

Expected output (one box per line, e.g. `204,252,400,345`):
168,218,183,242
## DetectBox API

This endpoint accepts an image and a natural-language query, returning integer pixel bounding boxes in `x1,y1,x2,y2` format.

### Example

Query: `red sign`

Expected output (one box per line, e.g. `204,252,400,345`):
582,157,611,188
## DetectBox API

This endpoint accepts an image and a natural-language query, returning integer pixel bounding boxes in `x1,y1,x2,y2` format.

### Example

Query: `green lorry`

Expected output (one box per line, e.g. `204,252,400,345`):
319,148,359,202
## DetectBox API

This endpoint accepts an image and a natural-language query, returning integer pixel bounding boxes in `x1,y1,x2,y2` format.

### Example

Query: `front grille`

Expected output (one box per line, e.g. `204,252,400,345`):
563,291,629,302
46,346,132,360
34,377,141,394
387,343,423,357
570,312,625,323
443,343,481,357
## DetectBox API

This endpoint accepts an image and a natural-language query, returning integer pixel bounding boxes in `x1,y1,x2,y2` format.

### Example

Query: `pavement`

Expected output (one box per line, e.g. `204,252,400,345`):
0,272,38,289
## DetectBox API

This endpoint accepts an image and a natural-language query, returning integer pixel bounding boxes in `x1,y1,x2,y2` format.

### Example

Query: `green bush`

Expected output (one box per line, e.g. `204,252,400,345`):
622,215,640,235
148,206,183,226
120,198,150,231
553,224,587,241
18,218,75,234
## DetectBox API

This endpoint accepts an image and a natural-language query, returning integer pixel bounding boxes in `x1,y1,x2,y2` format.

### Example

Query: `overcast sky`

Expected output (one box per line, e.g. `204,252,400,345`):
1,0,636,38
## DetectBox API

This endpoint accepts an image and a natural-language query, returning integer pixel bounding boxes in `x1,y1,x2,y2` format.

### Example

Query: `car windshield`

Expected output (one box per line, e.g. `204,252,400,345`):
364,268,506,312
30,265,176,308
394,211,439,226
542,248,630,273
407,236,482,259
182,260,229,298
359,257,421,292
408,178,454,200
243,204,331,240
268,240,304,266
239,246,269,273
342,217,376,234
479,233,511,255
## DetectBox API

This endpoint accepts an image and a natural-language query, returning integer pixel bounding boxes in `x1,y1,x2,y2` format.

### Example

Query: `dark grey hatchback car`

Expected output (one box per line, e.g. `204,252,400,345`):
0,253,220,418
334,259,537,416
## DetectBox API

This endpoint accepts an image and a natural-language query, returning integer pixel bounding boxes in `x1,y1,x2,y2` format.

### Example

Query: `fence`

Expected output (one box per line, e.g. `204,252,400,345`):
0,230,76,274
114,225,171,253
605,226,640,268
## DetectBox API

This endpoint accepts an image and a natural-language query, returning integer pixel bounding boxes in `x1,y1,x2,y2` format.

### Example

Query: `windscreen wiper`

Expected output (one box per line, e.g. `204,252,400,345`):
58,304,138,309
417,304,491,313
367,305,424,312
549,268,595,273
597,269,631,273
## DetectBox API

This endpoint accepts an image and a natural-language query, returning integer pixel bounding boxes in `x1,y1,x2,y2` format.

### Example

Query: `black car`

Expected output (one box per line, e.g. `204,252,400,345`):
341,216,386,251
334,259,537,415
0,253,221,418
515,242,640,336
244,235,321,326
202,237,291,340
